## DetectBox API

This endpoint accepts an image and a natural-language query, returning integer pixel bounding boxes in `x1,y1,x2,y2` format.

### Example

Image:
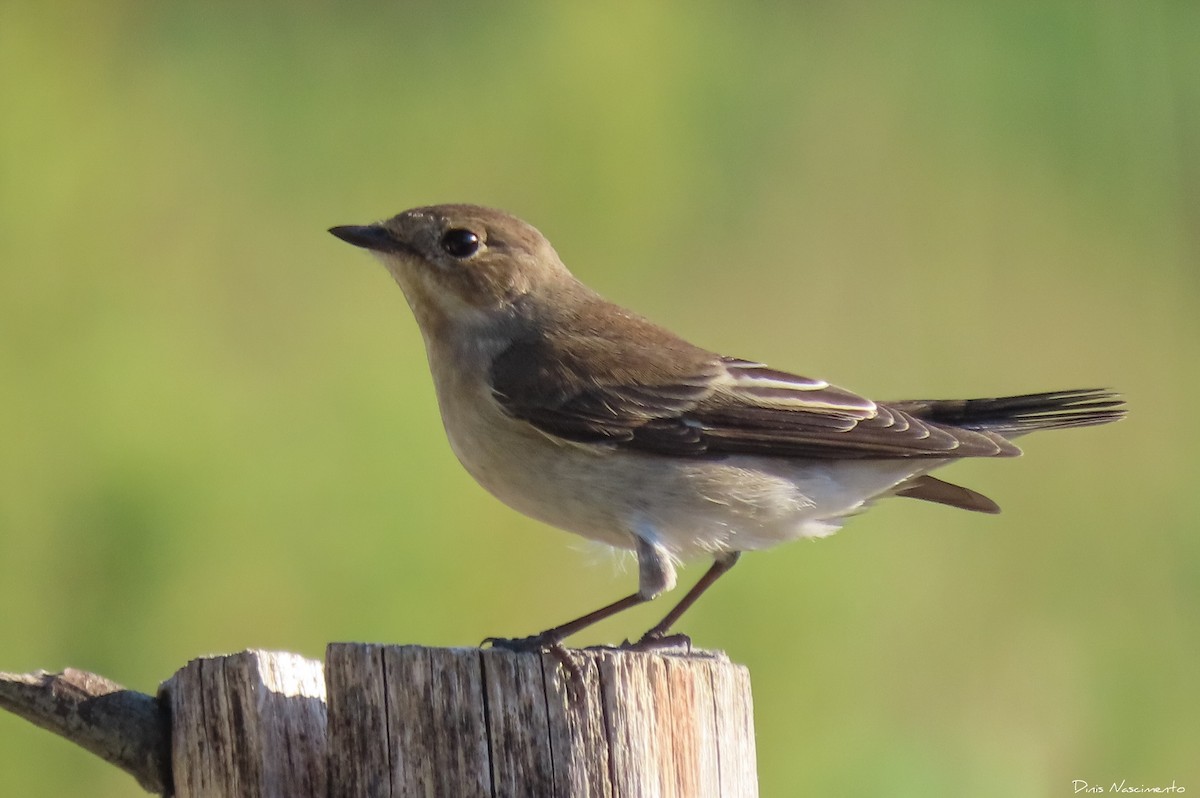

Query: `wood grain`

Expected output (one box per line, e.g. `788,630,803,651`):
3,646,757,797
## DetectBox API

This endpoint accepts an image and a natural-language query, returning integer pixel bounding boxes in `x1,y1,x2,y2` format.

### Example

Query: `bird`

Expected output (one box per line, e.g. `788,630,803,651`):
329,204,1125,651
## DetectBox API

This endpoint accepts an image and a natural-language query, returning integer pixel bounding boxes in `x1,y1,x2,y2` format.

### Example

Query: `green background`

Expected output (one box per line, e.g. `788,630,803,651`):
2,3,1196,795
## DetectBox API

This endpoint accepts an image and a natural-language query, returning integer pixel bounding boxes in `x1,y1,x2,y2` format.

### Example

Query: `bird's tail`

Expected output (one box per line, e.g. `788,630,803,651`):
889,388,1126,436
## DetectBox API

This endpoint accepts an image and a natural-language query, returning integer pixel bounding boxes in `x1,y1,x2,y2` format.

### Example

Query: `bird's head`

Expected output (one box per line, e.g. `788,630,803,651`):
330,204,572,336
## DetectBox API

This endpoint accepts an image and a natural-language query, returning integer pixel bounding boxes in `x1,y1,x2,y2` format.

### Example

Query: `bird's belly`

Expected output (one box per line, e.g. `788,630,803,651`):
440,399,641,549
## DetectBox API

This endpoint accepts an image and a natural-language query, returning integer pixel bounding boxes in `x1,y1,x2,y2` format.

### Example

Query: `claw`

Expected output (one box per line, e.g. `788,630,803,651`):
623,632,693,653
481,633,560,653
481,636,588,703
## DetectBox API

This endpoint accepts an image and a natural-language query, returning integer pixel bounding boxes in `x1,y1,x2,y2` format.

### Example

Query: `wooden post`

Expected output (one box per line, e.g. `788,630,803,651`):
2,645,758,797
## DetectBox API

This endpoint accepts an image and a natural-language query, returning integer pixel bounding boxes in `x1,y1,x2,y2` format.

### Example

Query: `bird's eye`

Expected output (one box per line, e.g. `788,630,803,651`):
440,228,481,259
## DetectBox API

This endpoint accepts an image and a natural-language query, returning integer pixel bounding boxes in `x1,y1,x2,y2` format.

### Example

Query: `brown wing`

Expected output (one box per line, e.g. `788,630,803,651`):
489,308,1017,460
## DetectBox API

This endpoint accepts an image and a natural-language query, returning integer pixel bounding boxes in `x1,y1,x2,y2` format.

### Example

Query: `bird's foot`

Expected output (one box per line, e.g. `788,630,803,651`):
483,634,588,701
621,631,693,653
481,632,562,653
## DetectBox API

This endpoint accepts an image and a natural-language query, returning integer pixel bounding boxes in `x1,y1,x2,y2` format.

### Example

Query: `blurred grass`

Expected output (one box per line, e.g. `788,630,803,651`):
2,2,1197,795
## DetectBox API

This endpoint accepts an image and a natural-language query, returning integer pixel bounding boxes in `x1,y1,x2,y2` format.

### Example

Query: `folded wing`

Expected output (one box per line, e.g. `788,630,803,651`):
490,330,1020,460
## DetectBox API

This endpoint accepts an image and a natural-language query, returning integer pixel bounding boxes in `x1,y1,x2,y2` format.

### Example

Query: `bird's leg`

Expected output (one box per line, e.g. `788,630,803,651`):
485,536,676,652
485,593,647,652
629,551,741,649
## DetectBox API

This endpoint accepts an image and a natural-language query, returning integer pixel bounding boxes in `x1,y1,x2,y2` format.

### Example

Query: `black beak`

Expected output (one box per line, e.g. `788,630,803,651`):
328,224,406,253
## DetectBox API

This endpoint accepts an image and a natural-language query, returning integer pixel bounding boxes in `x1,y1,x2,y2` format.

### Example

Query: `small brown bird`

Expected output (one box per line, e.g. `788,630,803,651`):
330,204,1125,650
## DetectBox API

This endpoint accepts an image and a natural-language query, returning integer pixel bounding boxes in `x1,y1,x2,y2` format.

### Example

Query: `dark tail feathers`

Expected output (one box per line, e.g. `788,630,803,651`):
889,388,1126,435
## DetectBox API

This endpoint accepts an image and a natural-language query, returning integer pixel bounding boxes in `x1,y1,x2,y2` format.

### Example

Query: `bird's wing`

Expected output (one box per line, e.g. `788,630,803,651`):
490,332,1017,460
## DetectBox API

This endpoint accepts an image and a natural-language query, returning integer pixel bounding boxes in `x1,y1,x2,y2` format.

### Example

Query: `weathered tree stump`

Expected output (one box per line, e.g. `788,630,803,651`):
1,644,758,797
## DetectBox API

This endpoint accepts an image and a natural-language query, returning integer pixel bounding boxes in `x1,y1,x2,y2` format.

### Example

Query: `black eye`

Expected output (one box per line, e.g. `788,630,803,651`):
440,228,481,259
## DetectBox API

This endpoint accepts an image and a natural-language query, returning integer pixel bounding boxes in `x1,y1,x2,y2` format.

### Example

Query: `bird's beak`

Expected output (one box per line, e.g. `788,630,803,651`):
328,224,406,254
